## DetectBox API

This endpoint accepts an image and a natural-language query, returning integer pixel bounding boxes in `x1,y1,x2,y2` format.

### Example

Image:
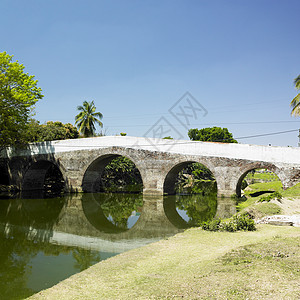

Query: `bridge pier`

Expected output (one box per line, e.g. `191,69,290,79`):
214,166,238,198
142,168,165,196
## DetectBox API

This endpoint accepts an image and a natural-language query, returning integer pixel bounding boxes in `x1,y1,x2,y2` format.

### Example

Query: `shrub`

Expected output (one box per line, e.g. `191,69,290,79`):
201,218,221,231
202,214,256,232
233,214,256,231
222,220,237,232
258,191,282,202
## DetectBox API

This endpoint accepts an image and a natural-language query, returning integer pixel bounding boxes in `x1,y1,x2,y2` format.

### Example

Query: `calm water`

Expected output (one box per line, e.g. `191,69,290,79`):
0,192,235,299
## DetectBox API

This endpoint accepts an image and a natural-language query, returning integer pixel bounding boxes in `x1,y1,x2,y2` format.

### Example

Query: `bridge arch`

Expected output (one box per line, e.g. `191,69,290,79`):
0,164,10,185
163,159,217,195
81,148,144,193
235,162,283,197
22,159,66,196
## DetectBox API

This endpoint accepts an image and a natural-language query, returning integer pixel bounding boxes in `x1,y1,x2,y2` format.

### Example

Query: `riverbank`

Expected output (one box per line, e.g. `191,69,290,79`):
253,197,300,226
28,224,299,299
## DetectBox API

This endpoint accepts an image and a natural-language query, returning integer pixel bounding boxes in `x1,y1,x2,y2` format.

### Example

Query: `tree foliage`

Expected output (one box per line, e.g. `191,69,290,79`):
75,100,103,137
99,193,143,229
188,127,237,143
176,162,216,194
0,52,43,147
290,75,300,116
101,156,143,193
175,194,218,226
26,120,79,142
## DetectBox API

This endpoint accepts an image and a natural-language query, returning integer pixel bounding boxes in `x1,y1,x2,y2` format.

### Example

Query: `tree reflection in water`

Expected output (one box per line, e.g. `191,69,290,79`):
72,249,101,272
0,234,35,300
164,182,218,228
0,229,104,299
164,164,219,228
0,195,104,299
175,193,218,226
94,193,143,230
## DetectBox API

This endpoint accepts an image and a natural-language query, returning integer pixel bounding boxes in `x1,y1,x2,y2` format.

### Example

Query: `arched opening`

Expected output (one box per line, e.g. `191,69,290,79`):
236,167,282,198
163,161,218,228
22,160,65,198
81,155,144,232
0,164,11,198
163,161,216,195
82,155,143,193
0,164,9,185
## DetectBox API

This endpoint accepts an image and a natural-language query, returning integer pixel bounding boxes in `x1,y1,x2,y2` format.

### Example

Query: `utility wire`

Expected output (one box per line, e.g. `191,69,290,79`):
236,129,299,140
104,120,300,128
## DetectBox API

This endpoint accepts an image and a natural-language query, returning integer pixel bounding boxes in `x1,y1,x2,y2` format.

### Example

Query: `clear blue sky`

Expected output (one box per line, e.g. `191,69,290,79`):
2,0,300,146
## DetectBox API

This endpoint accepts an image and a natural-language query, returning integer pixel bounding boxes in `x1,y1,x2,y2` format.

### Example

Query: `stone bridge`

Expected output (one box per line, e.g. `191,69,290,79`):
1,136,300,197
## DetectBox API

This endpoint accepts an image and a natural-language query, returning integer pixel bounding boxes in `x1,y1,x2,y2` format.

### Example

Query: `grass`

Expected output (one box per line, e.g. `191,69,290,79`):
282,182,300,198
245,171,279,182
243,181,300,199
254,202,282,215
244,181,283,194
237,181,300,217
28,225,300,300
27,179,300,299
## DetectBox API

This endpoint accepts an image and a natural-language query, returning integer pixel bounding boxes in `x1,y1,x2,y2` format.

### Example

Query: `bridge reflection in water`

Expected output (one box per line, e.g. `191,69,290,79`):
0,193,236,250
0,193,235,298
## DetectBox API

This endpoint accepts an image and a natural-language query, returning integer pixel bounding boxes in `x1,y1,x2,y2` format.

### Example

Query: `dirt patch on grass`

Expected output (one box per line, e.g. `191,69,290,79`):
277,197,300,215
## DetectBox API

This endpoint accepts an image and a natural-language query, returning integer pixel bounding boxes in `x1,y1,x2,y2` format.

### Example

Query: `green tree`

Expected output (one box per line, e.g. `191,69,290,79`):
0,52,43,147
75,100,103,137
188,127,237,143
176,163,216,194
290,75,300,116
101,157,143,193
26,120,79,142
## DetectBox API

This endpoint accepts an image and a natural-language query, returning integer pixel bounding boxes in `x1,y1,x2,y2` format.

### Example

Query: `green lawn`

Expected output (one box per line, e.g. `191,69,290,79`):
26,178,300,299
28,225,300,300
245,171,279,182
238,180,300,216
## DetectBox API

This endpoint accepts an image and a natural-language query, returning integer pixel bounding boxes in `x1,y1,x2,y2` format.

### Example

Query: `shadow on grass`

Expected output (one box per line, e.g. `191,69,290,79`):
249,190,275,197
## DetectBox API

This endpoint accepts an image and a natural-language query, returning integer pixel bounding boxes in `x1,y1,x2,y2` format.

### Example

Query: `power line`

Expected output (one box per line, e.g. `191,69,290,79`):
104,120,300,128
236,129,299,140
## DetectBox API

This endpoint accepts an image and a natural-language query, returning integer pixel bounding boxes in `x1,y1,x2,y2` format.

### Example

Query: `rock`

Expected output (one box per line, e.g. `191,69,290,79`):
268,220,293,226
256,214,300,227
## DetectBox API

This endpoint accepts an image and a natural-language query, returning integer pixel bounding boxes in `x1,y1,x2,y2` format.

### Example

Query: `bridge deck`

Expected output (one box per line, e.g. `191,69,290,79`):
1,136,300,165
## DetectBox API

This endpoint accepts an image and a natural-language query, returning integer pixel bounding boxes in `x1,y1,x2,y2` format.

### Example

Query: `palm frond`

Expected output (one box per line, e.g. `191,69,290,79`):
290,93,300,116
294,75,300,90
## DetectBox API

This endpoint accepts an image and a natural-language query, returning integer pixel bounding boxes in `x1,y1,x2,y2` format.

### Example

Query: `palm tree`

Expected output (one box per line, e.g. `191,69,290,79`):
75,100,103,137
290,75,300,116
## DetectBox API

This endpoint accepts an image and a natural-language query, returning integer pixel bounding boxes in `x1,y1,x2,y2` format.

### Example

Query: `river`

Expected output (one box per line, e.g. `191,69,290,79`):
0,192,236,299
